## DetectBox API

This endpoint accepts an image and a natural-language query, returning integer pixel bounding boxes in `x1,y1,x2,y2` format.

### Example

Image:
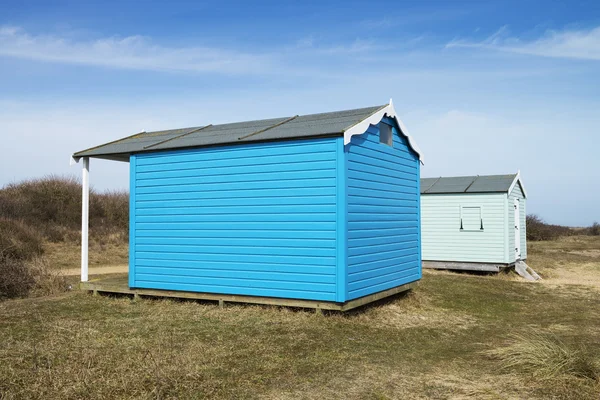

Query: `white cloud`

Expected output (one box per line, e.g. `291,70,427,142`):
310,39,386,55
0,26,275,74
360,7,474,30
361,17,397,30
0,26,396,75
447,25,600,61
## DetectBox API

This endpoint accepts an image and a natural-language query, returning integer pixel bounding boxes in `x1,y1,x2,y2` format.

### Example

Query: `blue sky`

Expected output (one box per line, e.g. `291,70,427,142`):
0,0,598,226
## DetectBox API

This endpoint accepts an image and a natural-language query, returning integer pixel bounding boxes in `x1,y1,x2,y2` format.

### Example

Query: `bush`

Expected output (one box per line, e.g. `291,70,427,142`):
526,214,573,241
0,256,67,300
93,189,129,232
0,218,44,260
27,257,68,297
588,222,600,236
0,218,66,300
0,175,128,243
0,257,35,299
0,175,84,231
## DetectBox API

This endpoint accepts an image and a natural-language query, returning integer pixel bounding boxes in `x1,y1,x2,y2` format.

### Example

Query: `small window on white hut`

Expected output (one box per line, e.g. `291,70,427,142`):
460,206,483,231
379,123,393,147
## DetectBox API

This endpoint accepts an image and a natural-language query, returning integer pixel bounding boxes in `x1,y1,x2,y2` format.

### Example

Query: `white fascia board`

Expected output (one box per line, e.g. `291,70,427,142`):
343,99,423,163
508,170,528,199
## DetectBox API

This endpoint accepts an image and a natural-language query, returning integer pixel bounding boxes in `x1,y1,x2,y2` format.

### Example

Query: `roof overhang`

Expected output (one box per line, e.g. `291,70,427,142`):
71,154,130,164
343,99,423,163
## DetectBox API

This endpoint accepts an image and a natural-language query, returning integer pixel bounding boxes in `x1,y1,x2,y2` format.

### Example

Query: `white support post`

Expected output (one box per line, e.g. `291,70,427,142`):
81,157,89,282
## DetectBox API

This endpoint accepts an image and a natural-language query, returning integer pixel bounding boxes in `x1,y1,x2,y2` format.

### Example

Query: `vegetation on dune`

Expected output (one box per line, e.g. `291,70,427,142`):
0,218,44,261
0,175,82,237
0,176,128,299
589,222,600,236
0,218,50,299
526,214,574,241
0,175,128,243
526,214,600,241
0,257,36,299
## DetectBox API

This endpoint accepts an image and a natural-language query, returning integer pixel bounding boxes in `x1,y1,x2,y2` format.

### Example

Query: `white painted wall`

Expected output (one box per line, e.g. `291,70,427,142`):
421,193,506,263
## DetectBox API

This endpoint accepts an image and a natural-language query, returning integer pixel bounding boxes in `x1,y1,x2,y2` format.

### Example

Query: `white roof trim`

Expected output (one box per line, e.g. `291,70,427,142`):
343,99,423,162
508,170,528,199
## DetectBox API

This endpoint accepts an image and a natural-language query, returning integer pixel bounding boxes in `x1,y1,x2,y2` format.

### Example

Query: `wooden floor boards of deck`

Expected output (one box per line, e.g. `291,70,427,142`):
79,274,416,312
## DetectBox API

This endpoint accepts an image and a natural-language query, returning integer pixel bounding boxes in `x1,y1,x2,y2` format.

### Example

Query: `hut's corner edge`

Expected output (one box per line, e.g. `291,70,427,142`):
129,154,136,288
336,137,348,303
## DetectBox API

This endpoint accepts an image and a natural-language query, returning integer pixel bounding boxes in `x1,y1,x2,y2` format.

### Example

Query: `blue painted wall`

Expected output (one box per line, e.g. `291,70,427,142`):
345,118,421,300
130,138,339,301
129,120,421,303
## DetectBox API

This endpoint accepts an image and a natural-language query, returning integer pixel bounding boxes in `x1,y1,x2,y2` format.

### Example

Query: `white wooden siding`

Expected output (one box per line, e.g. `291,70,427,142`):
508,183,527,261
421,193,506,263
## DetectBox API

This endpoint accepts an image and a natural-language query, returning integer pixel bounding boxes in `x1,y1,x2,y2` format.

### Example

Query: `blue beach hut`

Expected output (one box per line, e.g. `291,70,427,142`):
72,100,423,310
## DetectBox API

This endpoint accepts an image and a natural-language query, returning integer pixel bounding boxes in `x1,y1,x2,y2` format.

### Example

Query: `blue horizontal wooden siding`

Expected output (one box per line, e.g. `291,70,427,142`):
345,118,421,300
131,137,339,301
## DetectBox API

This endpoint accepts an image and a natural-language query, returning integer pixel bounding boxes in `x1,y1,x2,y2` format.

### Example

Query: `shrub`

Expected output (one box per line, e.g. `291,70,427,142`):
0,175,128,243
0,218,66,300
0,256,67,300
27,257,68,297
588,222,600,236
0,257,35,299
526,214,573,241
0,218,44,260
0,175,84,231
92,189,129,233
488,330,599,381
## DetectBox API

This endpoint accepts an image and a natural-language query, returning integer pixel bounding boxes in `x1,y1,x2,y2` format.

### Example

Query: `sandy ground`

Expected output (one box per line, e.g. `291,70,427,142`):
62,265,128,276
540,262,600,290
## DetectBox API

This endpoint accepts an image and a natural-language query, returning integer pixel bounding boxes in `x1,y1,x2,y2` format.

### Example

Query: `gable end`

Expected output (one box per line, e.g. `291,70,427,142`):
343,99,423,162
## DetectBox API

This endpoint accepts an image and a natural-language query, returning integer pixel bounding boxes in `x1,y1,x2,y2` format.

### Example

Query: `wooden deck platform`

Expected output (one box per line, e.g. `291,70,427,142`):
423,261,513,272
79,274,417,312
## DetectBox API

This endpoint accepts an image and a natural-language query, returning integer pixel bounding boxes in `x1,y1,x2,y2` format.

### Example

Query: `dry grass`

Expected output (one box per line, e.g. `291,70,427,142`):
0,236,599,399
44,240,128,270
527,236,600,290
27,257,69,297
346,288,478,331
487,329,599,380
1,273,598,399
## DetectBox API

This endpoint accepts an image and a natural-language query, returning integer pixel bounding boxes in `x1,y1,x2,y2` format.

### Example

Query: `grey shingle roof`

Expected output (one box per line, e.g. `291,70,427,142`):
73,105,386,161
421,174,518,194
